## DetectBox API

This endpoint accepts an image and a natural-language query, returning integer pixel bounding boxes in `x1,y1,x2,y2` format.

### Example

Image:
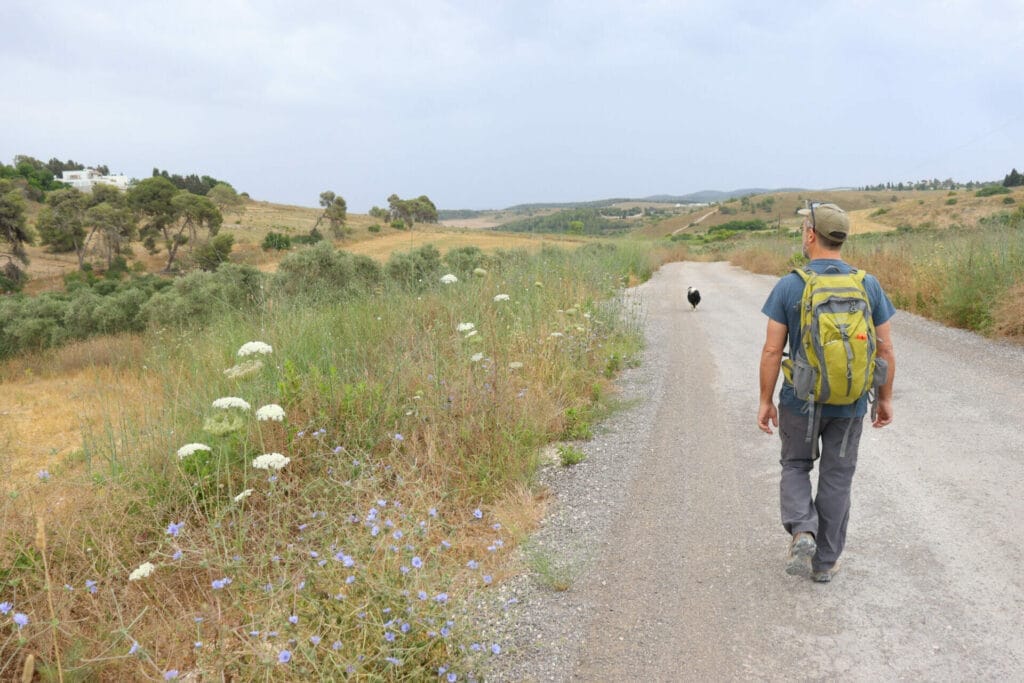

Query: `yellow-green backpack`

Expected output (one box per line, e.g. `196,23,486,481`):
782,267,886,457
782,267,877,405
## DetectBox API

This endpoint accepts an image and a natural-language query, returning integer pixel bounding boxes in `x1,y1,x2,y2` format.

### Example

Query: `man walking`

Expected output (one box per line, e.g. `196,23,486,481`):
757,202,896,583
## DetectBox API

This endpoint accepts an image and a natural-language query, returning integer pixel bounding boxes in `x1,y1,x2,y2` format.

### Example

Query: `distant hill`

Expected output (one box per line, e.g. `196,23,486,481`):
439,189,808,216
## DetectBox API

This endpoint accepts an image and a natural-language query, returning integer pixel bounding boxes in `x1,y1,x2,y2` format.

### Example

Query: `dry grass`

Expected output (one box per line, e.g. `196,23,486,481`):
991,280,1024,339
0,336,158,490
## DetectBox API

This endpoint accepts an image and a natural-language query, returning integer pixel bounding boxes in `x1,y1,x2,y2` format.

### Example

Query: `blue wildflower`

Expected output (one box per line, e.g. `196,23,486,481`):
13,613,29,628
310,635,321,645
332,640,342,650
166,521,183,537
491,643,502,654
473,508,483,519
288,615,298,625
467,560,479,569
278,650,291,664
0,602,11,615
163,671,178,680
412,556,423,569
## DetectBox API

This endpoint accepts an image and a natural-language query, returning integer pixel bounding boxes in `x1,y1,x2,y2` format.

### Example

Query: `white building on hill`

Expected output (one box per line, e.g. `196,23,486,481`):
60,168,131,192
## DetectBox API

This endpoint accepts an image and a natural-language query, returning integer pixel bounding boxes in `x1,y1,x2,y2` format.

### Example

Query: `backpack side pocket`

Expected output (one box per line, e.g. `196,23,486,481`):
791,356,818,401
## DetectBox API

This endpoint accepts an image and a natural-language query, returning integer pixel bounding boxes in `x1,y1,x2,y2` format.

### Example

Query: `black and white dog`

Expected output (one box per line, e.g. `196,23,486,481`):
687,286,701,311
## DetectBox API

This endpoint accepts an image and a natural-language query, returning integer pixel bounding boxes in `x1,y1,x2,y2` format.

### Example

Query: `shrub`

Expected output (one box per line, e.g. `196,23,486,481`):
261,231,291,250
194,233,235,271
142,263,263,327
443,245,484,277
273,241,355,297
368,223,381,233
946,198,958,205
384,244,442,289
976,185,1011,197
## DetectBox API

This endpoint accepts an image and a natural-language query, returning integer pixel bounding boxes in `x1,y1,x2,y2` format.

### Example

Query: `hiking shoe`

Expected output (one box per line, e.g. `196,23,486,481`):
786,532,816,576
811,563,840,583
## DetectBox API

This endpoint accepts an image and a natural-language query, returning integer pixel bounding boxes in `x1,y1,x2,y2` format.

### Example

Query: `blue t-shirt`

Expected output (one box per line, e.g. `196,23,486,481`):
761,259,896,418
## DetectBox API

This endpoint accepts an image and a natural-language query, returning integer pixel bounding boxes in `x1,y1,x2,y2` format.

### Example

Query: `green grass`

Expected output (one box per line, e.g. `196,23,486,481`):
0,239,660,680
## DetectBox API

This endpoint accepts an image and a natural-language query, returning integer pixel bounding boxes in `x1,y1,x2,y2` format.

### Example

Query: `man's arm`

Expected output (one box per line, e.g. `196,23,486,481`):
873,321,895,427
758,318,788,434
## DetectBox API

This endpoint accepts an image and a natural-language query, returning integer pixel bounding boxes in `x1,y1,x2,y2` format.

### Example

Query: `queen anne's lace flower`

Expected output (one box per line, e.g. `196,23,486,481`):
508,362,523,369
440,273,458,284
493,294,510,302
237,341,273,357
457,322,475,332
177,443,212,459
212,397,251,411
252,453,291,470
234,489,254,502
470,352,484,363
129,562,156,581
256,404,286,422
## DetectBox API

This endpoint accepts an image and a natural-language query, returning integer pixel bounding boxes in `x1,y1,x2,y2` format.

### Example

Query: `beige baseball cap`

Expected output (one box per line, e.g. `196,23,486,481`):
797,202,849,242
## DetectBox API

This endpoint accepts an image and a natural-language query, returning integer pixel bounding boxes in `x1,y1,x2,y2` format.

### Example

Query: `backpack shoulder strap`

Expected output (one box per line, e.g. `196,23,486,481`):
792,267,811,283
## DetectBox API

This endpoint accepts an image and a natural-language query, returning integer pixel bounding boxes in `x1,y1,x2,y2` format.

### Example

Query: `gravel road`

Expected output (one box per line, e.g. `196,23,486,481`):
479,260,1024,681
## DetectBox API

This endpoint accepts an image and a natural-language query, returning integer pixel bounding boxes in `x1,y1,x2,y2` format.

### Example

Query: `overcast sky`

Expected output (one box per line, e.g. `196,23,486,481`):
3,1,1021,211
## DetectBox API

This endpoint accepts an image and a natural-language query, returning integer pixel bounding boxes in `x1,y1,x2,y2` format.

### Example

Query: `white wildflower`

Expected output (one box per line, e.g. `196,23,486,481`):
212,397,251,411
470,352,484,363
549,332,565,338
464,330,478,338
456,322,475,333
237,341,273,357
493,294,510,302
440,273,458,284
223,359,264,379
177,443,212,459
234,489,254,502
508,362,523,370
129,562,156,581
252,453,291,470
255,404,286,422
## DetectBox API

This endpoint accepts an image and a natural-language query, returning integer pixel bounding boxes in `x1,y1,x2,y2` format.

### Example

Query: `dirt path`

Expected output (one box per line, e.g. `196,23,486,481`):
490,260,1024,681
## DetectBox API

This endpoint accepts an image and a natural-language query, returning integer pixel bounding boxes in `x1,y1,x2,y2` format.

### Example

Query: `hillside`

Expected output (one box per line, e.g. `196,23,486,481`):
629,186,1023,239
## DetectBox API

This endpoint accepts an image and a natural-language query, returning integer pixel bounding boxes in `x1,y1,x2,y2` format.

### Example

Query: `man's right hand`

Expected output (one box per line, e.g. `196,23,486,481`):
758,401,778,435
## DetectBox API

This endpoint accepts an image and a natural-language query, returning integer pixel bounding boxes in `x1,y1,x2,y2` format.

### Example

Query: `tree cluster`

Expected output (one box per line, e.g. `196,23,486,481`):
861,178,981,192
1003,168,1022,188
386,194,438,229
151,168,233,197
1,155,72,200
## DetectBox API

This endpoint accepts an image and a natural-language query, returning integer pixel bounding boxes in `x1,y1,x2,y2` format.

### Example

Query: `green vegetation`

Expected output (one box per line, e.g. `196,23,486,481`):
976,184,1011,197
261,231,292,251
558,444,587,466
1,241,654,679
496,208,623,235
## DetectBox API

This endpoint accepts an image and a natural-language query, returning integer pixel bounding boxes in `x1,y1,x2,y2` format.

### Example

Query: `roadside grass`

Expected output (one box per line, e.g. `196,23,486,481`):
725,207,1024,338
0,239,659,680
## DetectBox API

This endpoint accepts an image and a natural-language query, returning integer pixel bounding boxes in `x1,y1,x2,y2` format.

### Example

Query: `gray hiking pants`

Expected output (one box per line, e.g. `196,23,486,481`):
778,405,864,572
